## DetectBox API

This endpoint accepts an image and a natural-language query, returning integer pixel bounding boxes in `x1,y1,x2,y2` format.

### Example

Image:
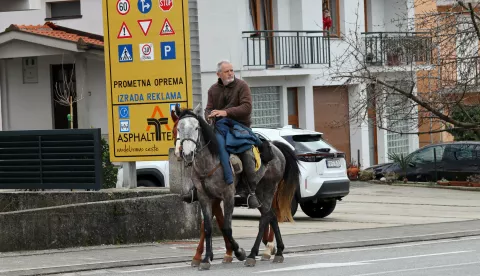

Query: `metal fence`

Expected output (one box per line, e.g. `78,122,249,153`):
363,32,433,66
0,129,103,190
243,30,331,68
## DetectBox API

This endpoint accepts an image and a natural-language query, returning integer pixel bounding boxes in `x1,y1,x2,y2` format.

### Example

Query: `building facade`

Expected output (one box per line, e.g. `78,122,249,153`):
0,0,446,168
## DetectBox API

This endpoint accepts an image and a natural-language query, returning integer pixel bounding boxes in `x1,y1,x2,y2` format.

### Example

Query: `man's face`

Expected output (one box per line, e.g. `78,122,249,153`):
217,63,235,85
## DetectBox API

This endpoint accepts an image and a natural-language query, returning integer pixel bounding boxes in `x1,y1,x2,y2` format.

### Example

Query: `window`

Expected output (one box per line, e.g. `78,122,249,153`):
443,144,480,161
249,0,273,31
410,145,445,164
251,86,281,128
282,134,336,154
323,0,340,36
46,1,82,20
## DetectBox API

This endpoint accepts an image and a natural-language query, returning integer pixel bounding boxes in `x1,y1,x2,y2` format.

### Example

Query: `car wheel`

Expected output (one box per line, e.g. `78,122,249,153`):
291,196,298,217
137,179,160,187
300,200,337,218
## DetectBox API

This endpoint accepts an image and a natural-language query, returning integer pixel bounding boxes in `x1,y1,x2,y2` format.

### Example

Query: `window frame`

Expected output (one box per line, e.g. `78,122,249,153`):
45,0,82,21
323,0,341,37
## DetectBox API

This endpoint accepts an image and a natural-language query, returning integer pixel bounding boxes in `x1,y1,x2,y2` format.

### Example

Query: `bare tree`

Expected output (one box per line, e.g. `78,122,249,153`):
54,56,84,129
325,0,480,146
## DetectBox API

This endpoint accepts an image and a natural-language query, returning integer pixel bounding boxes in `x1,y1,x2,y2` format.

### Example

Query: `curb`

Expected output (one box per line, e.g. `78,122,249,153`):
3,229,480,276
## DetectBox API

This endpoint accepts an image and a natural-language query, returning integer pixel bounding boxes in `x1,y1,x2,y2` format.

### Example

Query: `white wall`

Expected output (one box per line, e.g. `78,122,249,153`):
0,0,103,35
2,53,107,133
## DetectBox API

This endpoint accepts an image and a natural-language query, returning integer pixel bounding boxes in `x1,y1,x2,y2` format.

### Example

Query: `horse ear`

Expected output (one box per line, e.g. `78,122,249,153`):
170,109,178,122
175,103,181,116
193,103,202,117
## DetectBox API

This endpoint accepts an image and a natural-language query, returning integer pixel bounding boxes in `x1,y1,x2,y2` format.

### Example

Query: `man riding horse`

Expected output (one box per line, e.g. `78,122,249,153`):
181,60,271,209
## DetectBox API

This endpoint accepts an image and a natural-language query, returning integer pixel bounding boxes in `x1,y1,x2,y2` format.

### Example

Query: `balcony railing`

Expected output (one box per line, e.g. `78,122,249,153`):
242,30,331,69
439,57,480,87
363,32,433,66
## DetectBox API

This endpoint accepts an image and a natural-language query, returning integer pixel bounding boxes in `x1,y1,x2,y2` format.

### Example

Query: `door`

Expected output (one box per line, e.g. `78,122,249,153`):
287,87,299,128
442,143,480,181
408,145,446,182
51,64,78,129
313,86,351,164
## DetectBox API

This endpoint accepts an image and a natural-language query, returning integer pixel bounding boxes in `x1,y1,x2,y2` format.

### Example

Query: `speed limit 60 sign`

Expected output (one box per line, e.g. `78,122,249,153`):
117,0,130,15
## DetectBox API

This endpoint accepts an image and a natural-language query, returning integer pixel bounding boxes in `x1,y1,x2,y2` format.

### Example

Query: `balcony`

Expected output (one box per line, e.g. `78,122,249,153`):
242,30,331,69
363,32,433,67
438,57,480,88
0,0,38,12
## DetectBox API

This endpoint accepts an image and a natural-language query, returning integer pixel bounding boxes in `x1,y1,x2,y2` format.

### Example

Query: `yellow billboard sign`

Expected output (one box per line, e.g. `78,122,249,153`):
102,0,193,161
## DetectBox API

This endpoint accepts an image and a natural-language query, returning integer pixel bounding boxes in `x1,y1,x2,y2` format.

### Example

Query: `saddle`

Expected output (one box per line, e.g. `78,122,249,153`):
229,140,274,175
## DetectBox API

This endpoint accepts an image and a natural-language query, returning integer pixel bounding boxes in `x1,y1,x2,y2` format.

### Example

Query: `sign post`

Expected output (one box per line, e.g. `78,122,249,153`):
102,0,193,174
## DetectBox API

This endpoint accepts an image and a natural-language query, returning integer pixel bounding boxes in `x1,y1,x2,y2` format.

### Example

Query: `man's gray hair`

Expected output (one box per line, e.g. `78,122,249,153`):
216,60,231,73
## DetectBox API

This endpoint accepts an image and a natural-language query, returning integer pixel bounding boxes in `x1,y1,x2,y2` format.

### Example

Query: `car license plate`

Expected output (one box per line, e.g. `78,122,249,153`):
326,159,341,168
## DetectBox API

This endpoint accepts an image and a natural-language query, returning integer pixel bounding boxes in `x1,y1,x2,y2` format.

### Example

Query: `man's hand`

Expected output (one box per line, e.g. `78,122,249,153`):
208,110,227,118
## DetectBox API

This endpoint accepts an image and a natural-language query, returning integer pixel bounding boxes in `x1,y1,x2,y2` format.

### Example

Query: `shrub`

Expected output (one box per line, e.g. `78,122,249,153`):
359,170,375,181
101,138,118,189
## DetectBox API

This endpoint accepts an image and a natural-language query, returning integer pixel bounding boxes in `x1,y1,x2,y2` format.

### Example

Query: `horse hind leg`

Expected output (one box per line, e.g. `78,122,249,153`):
269,211,285,264
261,226,276,261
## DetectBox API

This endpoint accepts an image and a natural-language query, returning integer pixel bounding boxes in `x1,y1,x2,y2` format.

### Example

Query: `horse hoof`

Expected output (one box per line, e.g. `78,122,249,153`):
273,255,284,263
235,248,246,261
191,259,201,267
199,262,211,270
261,254,271,261
245,257,256,267
223,255,233,263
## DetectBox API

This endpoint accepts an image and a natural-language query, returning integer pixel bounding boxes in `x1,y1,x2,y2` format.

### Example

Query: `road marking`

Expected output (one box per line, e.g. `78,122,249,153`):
255,251,473,274
117,264,188,273
254,262,370,273
285,236,480,258
348,261,480,276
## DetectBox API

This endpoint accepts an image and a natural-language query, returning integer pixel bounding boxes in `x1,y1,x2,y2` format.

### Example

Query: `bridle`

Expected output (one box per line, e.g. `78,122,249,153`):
174,115,210,166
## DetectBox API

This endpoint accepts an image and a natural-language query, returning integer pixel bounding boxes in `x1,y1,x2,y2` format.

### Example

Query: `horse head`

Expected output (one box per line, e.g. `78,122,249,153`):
171,104,217,165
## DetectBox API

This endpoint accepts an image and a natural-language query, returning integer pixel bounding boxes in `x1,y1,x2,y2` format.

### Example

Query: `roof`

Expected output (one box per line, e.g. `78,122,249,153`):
3,22,104,50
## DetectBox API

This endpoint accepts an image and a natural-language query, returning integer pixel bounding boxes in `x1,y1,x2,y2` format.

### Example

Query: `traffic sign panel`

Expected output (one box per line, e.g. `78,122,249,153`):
160,18,175,35
137,19,152,36
116,0,130,15
159,0,173,11
102,0,193,161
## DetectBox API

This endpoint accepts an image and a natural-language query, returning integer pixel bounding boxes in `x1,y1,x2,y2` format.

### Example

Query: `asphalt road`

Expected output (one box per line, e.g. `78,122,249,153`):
53,236,480,276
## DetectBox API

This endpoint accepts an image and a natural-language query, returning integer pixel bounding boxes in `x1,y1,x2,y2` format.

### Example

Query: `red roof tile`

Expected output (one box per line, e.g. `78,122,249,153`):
5,22,104,48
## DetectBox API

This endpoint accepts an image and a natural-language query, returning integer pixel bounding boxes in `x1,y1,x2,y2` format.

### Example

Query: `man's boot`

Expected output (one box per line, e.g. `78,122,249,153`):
247,181,262,209
181,186,198,203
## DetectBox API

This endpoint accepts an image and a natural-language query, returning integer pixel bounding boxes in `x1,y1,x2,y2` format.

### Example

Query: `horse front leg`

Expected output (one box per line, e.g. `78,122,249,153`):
191,220,205,267
198,195,214,270
212,199,234,263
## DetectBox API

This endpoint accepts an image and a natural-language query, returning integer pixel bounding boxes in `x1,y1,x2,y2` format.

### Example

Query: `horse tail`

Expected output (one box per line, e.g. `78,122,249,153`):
271,140,300,223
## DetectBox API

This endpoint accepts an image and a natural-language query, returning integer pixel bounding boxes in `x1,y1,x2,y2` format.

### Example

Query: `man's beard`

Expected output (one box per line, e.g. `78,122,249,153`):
222,76,234,85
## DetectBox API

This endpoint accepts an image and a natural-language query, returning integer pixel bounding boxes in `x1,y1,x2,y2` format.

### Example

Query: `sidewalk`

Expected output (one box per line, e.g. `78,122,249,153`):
1,219,480,276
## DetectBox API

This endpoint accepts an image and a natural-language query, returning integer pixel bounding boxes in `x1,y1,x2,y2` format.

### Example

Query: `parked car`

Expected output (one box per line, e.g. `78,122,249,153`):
116,126,350,218
252,126,350,218
116,161,169,188
365,141,480,182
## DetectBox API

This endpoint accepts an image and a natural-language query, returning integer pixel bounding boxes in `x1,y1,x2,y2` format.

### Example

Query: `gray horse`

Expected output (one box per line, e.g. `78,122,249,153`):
173,104,300,270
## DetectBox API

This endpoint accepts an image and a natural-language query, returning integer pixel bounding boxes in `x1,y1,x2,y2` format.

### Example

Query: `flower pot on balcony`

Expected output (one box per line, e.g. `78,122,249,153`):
387,53,401,66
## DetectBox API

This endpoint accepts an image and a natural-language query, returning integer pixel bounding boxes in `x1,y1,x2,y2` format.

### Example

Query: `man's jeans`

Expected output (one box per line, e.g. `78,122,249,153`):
215,131,234,185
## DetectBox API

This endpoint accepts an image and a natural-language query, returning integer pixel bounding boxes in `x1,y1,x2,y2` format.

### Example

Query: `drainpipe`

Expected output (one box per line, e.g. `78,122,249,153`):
0,59,9,130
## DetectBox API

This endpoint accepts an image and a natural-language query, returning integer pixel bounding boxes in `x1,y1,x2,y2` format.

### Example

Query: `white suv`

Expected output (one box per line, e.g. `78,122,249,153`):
252,126,350,218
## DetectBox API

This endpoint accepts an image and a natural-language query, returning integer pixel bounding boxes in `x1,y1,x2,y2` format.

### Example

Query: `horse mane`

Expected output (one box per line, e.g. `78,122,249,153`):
178,109,219,157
